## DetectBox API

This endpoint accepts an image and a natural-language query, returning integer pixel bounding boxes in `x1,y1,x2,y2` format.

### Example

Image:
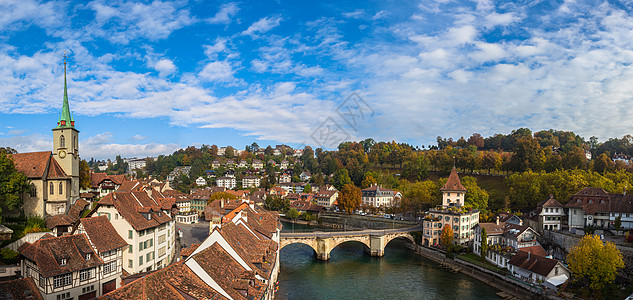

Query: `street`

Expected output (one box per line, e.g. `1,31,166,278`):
177,220,211,247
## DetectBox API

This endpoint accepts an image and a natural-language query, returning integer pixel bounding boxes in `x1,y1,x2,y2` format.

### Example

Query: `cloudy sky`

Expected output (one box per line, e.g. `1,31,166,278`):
2,0,633,160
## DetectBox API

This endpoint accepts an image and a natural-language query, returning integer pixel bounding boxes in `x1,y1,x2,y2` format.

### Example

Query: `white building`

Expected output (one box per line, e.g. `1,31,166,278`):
278,173,291,183
566,187,633,229
526,196,565,233
216,176,237,189
124,157,151,171
361,185,401,208
252,160,264,169
242,176,261,188
473,217,543,269
508,251,570,289
90,183,176,274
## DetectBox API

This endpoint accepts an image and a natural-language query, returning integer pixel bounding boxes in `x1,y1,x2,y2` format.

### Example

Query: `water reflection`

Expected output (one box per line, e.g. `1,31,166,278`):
277,239,501,300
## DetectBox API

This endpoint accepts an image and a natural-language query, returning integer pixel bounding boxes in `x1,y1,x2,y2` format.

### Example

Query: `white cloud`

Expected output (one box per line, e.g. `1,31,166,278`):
0,0,62,32
484,12,520,28
199,61,235,82
242,16,282,37
207,2,239,24
152,59,176,77
82,132,180,159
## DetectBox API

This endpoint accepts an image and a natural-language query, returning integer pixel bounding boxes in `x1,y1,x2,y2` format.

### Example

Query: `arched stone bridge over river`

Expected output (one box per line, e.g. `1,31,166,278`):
279,226,421,260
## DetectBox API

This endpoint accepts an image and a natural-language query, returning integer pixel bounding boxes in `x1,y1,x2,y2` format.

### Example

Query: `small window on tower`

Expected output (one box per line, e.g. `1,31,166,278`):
60,135,65,148
59,182,63,195
50,182,54,195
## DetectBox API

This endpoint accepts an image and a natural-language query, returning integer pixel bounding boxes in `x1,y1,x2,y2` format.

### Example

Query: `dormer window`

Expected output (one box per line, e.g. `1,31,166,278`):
85,253,91,260
60,258,67,266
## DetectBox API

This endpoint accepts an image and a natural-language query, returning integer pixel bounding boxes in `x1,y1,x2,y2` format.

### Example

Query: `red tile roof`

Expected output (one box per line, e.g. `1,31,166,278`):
19,234,103,277
508,250,559,277
440,167,466,191
0,278,44,300
9,151,51,178
79,216,128,253
519,244,547,257
46,158,69,179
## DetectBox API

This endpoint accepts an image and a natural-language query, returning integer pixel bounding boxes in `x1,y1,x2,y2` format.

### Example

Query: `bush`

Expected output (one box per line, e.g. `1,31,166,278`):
23,216,48,235
0,248,18,265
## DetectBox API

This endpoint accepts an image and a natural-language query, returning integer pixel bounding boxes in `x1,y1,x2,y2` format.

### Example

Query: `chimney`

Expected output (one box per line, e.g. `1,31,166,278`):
519,219,523,226
495,216,499,225
221,199,225,208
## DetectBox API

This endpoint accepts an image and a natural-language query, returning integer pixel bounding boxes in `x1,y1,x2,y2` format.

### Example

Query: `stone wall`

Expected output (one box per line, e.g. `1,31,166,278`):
542,230,633,278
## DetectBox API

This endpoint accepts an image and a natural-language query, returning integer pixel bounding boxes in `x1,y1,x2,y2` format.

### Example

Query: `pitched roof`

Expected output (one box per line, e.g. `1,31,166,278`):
519,244,547,257
0,277,44,300
537,195,564,208
46,158,69,179
100,191,173,231
9,151,51,178
440,167,466,191
79,216,127,253
508,250,560,277
19,234,103,277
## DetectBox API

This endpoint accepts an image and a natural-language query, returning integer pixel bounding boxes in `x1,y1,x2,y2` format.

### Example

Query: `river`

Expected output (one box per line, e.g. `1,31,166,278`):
276,221,501,300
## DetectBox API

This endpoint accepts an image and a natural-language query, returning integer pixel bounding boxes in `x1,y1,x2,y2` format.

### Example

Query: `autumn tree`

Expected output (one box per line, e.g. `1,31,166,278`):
361,174,377,189
440,224,454,248
339,183,361,214
402,180,439,216
0,152,29,220
208,191,238,204
567,234,624,292
79,159,91,190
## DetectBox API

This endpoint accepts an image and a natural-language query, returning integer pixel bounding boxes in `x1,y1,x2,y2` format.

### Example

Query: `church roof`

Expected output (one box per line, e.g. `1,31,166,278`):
440,167,467,192
55,59,75,130
10,151,51,178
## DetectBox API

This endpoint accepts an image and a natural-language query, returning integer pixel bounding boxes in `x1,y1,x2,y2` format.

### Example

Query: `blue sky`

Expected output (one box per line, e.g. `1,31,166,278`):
2,0,633,160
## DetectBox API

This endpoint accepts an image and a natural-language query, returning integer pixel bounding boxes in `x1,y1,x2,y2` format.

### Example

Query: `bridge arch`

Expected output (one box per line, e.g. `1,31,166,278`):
382,233,415,254
279,239,318,255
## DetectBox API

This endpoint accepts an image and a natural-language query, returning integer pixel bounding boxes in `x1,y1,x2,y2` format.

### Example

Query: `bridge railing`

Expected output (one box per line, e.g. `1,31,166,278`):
280,226,422,238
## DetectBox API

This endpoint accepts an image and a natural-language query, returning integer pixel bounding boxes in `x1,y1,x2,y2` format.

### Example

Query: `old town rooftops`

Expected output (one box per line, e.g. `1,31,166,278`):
508,250,561,277
77,215,127,253
96,190,172,231
19,234,103,278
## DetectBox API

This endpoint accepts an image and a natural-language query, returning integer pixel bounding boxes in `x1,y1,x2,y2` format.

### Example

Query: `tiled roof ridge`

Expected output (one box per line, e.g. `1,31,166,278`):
440,167,467,191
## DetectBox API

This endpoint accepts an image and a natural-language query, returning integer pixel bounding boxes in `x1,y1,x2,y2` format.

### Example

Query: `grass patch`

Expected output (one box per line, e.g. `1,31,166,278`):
458,253,507,274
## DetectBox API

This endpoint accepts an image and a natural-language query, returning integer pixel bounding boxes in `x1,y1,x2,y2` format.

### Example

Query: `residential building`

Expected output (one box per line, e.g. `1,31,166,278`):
45,199,90,236
280,160,289,169
102,199,281,300
175,197,198,224
566,187,633,229
217,147,226,156
361,185,401,208
278,182,307,194
526,195,565,233
508,251,570,289
10,62,79,217
88,173,127,198
252,159,264,169
123,157,150,171
422,167,479,246
613,153,632,165
225,160,235,167
217,176,237,189
299,171,311,182
211,160,221,168
242,176,261,188
18,219,127,300
473,217,543,269
166,166,191,182
267,159,276,166
278,173,292,183
293,149,303,157
238,160,248,168
89,185,176,274
315,189,339,208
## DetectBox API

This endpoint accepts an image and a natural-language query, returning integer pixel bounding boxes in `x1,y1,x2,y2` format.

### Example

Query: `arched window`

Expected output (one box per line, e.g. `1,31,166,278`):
29,184,36,197
60,135,65,148
49,182,54,195
59,182,63,195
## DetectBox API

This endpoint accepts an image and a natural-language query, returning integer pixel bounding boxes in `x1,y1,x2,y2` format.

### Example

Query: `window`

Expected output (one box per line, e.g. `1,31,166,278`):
59,182,63,195
60,258,67,266
50,182,54,195
139,242,143,251
85,253,90,260
146,252,151,262
128,230,133,239
80,268,95,281
149,239,153,247
57,292,71,300
144,240,148,249
39,274,45,287
30,184,37,197
53,273,72,288
115,213,118,220
103,261,116,275
60,135,65,148
129,245,133,253
139,256,143,265
128,259,133,268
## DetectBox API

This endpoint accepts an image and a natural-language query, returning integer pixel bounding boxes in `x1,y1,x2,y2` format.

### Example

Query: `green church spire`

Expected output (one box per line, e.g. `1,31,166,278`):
56,53,74,129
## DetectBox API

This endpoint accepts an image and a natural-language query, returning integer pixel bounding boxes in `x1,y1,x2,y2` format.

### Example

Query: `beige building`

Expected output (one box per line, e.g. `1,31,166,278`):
422,167,479,246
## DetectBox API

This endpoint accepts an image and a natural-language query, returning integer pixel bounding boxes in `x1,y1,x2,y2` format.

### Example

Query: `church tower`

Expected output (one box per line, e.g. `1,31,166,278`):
440,167,467,207
52,55,80,202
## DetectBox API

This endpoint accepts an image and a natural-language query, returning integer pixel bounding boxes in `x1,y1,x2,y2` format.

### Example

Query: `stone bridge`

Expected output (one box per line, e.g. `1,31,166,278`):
279,226,420,260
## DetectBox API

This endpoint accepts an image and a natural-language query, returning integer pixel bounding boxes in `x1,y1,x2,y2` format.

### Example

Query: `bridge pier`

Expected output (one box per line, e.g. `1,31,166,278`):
370,235,385,257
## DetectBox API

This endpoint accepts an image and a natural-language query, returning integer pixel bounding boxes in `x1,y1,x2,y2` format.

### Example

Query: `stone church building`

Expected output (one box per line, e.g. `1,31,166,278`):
10,60,80,217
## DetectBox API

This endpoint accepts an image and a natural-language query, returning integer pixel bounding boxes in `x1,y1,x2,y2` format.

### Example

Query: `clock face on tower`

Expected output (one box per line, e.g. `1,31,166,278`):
58,150,67,158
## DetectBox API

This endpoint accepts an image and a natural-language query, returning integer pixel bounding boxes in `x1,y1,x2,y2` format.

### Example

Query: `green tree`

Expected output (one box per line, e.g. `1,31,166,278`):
303,183,312,193
615,216,622,235
0,152,29,219
402,180,439,216
333,169,352,190
440,224,454,248
567,234,624,293
264,195,289,211
339,183,361,214
480,228,488,257
287,208,299,220
461,176,489,210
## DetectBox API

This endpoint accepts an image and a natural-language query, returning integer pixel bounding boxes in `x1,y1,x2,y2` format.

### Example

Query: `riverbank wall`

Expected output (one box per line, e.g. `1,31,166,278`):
407,244,546,300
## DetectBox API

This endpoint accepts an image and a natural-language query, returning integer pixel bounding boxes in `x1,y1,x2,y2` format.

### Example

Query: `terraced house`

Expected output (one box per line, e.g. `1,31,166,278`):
89,181,177,274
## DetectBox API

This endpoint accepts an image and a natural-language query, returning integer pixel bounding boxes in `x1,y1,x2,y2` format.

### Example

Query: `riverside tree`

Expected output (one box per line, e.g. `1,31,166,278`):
339,183,361,214
567,234,624,292
440,224,453,248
